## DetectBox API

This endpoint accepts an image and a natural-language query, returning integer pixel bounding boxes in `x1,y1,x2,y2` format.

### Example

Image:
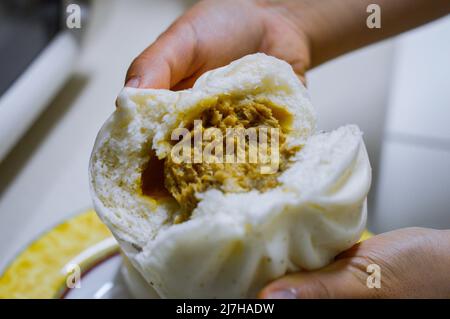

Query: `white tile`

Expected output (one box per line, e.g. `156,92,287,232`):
308,40,396,200
372,138,450,232
386,16,450,141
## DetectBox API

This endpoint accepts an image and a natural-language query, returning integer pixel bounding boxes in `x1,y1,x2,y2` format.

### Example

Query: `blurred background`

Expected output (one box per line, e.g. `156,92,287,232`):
0,0,449,273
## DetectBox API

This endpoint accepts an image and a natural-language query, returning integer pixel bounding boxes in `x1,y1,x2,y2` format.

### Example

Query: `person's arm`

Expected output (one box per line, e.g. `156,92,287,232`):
266,0,450,68
125,0,449,89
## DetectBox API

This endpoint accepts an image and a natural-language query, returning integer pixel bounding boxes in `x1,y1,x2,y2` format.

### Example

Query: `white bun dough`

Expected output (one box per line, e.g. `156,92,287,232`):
89,54,371,298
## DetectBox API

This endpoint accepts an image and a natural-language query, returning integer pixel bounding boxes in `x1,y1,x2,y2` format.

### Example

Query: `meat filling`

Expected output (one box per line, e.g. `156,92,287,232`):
160,97,297,221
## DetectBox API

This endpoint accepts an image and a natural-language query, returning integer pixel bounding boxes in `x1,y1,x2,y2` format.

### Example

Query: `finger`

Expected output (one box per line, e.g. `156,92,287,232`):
297,74,307,86
258,256,382,299
125,19,201,89
171,76,198,91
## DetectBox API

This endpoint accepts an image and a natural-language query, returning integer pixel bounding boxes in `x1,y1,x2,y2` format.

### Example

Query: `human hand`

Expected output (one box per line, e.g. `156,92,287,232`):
125,0,311,90
259,227,450,298
125,0,449,91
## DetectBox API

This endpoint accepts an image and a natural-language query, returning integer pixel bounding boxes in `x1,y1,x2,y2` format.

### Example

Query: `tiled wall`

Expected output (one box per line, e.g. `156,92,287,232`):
373,17,450,232
307,40,396,230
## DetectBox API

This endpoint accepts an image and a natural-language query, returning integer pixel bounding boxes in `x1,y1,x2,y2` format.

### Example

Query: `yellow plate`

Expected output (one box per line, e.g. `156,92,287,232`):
0,209,118,298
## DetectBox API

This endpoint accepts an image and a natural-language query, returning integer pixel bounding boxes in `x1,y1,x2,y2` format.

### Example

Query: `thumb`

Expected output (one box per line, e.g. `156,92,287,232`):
125,19,199,89
258,256,379,299
259,258,378,299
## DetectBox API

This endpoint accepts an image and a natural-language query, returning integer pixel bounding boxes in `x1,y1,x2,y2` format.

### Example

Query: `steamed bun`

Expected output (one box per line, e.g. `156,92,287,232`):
89,53,371,298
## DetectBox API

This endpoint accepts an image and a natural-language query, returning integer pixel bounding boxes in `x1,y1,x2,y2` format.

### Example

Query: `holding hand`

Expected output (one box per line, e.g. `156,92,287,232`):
260,228,450,298
125,0,311,89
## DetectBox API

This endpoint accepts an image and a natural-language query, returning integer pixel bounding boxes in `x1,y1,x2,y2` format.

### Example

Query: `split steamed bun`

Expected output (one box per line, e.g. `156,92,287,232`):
89,53,371,298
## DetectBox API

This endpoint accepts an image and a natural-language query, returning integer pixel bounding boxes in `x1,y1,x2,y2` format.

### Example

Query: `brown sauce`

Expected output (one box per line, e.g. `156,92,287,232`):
141,152,171,199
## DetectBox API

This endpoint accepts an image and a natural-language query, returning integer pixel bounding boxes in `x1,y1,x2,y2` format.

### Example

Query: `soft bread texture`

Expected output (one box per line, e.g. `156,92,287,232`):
89,53,371,298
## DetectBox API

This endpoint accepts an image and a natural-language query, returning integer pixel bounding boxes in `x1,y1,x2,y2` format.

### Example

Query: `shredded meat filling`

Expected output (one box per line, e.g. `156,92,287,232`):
161,97,297,221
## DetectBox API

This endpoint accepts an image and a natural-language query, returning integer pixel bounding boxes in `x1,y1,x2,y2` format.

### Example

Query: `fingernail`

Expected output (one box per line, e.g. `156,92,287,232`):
264,289,297,299
125,76,141,88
